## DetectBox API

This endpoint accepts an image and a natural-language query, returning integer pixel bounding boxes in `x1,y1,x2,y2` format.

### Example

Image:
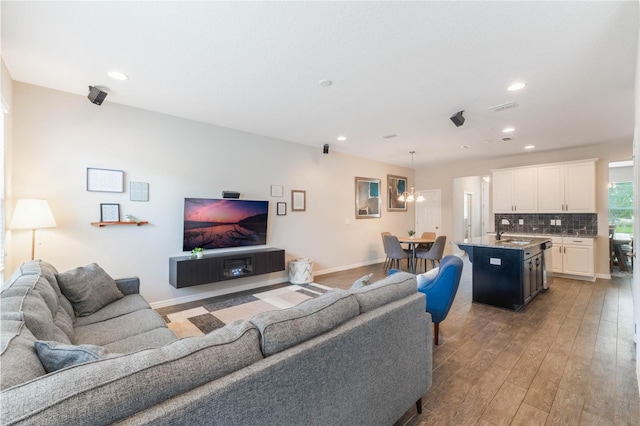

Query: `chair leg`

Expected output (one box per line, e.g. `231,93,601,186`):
416,398,423,414
434,322,439,345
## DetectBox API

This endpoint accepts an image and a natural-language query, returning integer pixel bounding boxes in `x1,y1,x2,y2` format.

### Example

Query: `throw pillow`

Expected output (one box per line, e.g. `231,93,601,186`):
350,273,374,289
34,340,113,373
56,263,124,316
416,267,440,289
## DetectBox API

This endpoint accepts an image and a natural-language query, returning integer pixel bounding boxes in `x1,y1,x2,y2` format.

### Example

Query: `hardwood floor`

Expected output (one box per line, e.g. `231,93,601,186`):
313,257,639,425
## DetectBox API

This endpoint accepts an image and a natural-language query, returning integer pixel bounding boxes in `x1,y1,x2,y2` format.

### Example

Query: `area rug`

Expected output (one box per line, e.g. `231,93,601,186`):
163,283,332,338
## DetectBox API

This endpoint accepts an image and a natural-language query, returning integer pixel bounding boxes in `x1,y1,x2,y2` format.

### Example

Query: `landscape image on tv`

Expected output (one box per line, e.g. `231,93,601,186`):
183,198,269,251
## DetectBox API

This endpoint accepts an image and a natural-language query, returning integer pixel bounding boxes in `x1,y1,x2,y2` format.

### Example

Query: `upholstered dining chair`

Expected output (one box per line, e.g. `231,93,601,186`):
382,235,412,272
416,231,436,250
415,235,447,272
416,255,463,345
381,232,392,270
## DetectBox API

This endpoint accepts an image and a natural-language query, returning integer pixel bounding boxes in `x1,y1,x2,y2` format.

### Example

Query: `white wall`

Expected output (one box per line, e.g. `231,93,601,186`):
7,82,415,306
415,140,633,277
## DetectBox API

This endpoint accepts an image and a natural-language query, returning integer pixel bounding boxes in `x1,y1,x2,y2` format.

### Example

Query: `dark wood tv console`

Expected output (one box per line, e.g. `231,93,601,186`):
169,247,285,288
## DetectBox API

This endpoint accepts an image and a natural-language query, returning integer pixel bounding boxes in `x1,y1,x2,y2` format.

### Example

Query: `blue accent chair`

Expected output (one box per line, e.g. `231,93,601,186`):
416,255,463,345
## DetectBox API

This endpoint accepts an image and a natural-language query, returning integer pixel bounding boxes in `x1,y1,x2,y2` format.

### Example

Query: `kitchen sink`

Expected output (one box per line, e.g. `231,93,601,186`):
496,239,531,245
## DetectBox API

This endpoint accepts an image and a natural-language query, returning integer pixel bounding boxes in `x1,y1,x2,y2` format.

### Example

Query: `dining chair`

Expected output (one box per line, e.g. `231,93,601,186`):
416,231,436,250
382,235,412,272
416,255,463,345
415,235,447,272
381,232,392,270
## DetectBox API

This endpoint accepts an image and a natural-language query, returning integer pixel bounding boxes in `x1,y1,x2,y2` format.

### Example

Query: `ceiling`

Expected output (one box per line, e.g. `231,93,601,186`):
2,1,638,168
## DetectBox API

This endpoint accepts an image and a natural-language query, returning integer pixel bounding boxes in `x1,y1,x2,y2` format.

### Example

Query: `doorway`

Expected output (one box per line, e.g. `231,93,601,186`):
463,192,473,239
608,160,634,275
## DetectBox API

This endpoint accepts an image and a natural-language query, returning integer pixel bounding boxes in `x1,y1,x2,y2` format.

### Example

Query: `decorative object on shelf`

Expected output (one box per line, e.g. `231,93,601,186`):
387,175,408,211
291,190,306,212
408,230,416,238
355,177,381,219
9,199,57,260
277,202,287,216
125,214,138,222
87,168,124,193
130,182,149,201
191,247,204,259
100,203,120,222
270,185,283,197
397,152,425,203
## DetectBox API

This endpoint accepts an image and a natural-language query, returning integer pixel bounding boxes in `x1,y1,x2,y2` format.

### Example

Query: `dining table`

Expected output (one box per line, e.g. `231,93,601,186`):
397,236,435,274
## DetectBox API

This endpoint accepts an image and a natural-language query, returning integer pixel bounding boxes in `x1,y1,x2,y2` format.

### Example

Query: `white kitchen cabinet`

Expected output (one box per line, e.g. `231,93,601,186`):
492,167,538,213
551,237,595,280
537,161,595,213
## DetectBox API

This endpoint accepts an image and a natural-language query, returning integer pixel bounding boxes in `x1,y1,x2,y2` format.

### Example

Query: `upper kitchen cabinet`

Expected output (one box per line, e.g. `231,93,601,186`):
538,160,596,213
492,167,538,213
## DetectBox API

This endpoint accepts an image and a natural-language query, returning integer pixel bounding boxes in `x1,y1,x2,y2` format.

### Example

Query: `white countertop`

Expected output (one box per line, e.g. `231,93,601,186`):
455,235,552,250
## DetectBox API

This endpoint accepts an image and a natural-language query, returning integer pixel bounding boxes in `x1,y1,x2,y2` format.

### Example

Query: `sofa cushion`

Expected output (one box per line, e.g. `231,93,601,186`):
350,273,374,289
19,260,75,319
0,320,263,425
102,328,178,353
56,263,124,316
53,305,75,343
0,286,55,341
250,289,360,356
73,294,151,327
351,271,417,313
0,320,46,390
34,340,112,373
74,308,169,346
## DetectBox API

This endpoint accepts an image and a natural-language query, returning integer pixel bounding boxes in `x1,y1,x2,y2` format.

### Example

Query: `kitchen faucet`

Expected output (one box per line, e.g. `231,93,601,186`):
496,216,512,241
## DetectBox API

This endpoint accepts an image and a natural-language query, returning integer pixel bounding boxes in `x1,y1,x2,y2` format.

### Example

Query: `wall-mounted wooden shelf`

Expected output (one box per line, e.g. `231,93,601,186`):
90,221,149,227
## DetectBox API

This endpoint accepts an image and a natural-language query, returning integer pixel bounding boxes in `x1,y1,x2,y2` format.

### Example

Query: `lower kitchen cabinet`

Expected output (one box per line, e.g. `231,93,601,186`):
551,236,595,280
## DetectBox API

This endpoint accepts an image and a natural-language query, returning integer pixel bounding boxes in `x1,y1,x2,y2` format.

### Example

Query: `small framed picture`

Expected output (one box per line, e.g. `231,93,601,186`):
277,202,287,216
291,190,306,212
87,168,124,193
271,185,284,197
100,203,120,222
130,181,149,201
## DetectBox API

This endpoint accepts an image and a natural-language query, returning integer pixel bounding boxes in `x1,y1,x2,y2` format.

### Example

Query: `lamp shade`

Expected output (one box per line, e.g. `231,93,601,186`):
10,199,57,230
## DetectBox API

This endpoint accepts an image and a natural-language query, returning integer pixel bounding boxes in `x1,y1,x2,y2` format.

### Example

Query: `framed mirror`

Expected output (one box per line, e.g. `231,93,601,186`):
355,177,381,219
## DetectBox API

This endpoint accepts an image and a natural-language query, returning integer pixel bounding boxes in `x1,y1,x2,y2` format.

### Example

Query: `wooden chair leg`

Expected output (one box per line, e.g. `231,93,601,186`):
434,322,439,345
416,398,423,414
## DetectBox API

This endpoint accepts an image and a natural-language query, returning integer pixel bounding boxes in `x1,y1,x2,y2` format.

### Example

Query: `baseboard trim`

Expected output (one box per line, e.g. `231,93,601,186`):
313,258,386,276
595,272,612,280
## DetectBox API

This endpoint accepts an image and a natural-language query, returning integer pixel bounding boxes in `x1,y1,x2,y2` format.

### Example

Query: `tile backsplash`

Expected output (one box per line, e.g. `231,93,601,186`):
494,213,597,237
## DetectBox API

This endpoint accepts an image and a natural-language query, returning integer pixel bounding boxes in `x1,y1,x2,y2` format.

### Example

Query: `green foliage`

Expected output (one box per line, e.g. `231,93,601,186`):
609,182,634,234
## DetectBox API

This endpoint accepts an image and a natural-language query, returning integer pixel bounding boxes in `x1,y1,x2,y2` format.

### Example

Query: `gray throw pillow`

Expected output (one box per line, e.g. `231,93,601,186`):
350,273,374,289
34,340,113,373
56,264,124,316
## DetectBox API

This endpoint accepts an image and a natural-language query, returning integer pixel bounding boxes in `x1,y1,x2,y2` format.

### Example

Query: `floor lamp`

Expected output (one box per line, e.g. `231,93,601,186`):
9,199,57,260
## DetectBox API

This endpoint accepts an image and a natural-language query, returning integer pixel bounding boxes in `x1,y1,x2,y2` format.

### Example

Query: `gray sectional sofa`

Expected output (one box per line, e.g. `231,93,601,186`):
1,260,432,425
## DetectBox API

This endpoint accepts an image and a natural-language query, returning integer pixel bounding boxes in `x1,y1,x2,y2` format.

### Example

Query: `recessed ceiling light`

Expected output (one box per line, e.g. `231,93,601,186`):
502,127,515,133
507,82,526,91
337,136,347,141
107,71,128,80
524,145,535,150
460,145,470,149
319,79,333,87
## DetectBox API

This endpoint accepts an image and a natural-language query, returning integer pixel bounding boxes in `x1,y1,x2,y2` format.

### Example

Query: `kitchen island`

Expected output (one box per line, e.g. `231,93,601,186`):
456,236,553,311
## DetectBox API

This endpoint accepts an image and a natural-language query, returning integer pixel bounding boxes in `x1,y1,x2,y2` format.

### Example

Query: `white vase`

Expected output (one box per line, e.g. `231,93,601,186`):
196,252,204,259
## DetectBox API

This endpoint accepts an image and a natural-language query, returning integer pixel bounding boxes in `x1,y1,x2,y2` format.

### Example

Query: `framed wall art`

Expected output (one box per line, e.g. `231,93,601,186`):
387,174,408,212
100,203,120,222
87,168,124,193
277,202,287,216
291,190,306,212
355,177,381,219
130,181,149,201
271,185,284,197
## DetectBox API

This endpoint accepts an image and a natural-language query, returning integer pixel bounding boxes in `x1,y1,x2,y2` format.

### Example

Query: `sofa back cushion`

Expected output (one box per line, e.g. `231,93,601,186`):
0,320,263,425
0,320,46,390
351,271,417,313
18,260,75,320
1,285,55,341
250,289,360,356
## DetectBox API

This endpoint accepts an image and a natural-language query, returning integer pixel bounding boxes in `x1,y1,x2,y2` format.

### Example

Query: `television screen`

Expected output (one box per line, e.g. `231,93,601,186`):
183,198,269,251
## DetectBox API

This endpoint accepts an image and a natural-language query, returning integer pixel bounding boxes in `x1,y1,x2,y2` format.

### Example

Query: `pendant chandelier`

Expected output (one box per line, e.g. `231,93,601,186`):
398,151,425,203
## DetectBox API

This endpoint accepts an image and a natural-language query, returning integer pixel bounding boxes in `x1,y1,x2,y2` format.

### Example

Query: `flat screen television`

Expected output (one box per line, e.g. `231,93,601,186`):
183,198,269,252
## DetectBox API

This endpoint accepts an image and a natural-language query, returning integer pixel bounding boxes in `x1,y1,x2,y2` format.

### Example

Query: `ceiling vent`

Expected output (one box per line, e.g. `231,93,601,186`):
489,101,517,112
381,133,397,139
